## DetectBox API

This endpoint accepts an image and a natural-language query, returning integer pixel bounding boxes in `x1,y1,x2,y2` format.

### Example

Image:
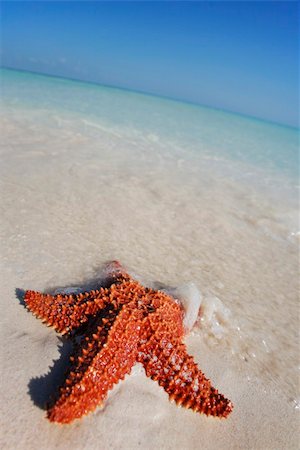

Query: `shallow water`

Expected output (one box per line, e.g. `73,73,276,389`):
1,68,299,448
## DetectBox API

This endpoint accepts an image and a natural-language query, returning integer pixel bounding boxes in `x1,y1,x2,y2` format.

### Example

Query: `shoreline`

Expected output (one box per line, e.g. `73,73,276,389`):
2,67,298,131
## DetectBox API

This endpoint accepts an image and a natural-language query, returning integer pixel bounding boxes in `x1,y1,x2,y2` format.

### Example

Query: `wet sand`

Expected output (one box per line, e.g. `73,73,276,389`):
1,86,299,449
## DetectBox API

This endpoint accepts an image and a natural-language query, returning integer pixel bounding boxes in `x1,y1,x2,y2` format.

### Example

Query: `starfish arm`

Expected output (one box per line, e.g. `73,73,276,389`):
47,305,142,423
139,336,233,418
24,288,111,334
102,260,132,284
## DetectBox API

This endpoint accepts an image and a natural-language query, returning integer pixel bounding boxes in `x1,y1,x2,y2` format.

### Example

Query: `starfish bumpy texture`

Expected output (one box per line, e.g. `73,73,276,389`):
24,261,233,424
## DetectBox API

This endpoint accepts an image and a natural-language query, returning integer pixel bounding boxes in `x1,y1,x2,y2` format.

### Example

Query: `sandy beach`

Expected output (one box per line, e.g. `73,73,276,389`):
1,70,299,449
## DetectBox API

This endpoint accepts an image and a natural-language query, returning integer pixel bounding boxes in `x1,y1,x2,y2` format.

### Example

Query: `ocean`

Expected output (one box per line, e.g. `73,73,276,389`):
1,67,299,448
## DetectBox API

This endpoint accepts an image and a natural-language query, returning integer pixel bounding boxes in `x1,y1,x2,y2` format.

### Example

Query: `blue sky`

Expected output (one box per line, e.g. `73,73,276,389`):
1,1,299,127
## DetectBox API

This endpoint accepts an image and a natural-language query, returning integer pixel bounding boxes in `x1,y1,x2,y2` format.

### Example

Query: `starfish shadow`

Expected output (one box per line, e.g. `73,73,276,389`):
28,338,73,410
15,288,26,307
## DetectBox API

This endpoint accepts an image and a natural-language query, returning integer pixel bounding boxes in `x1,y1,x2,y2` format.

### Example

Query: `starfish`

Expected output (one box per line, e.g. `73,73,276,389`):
24,261,233,424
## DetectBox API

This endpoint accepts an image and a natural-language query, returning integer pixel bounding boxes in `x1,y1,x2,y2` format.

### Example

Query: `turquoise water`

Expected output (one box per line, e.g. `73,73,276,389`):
1,68,299,181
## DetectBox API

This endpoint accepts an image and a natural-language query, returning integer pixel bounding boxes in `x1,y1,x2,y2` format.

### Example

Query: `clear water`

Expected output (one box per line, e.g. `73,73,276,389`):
1,68,299,179
1,68,299,447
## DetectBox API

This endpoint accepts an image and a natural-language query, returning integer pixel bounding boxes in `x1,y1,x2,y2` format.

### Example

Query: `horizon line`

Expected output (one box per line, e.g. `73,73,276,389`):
1,65,298,131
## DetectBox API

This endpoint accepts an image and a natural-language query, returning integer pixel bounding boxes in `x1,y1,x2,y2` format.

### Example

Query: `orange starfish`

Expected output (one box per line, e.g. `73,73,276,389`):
24,261,233,424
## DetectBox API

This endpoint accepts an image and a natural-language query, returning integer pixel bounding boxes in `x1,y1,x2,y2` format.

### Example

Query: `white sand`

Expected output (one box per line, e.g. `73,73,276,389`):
1,105,299,449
